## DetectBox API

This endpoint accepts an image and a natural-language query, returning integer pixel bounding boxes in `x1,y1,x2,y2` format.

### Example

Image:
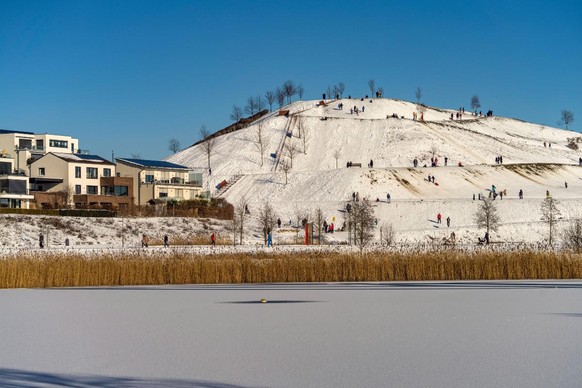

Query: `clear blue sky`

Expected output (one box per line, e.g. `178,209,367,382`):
1,0,581,160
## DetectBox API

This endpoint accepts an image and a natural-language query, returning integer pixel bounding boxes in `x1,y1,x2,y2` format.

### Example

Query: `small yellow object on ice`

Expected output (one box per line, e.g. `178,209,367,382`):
260,298,267,303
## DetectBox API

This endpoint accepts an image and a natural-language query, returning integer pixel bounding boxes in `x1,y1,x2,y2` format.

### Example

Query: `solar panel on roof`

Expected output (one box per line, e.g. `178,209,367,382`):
118,158,189,169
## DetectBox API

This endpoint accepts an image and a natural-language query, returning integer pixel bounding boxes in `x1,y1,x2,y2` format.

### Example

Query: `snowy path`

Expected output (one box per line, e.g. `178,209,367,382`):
1,281,581,387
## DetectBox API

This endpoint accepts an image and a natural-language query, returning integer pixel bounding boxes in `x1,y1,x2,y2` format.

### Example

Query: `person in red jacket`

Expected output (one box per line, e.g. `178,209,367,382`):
437,213,442,224
210,232,215,246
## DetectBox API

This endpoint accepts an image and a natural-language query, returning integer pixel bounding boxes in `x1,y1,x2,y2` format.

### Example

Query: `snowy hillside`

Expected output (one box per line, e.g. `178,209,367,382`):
166,98,582,245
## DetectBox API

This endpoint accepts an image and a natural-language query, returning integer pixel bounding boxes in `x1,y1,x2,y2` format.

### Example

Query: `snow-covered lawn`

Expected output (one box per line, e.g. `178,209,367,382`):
0,282,581,387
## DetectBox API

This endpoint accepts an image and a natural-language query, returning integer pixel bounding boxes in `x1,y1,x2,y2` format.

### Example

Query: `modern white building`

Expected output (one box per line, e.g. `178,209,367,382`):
0,155,34,208
0,129,79,175
115,158,202,206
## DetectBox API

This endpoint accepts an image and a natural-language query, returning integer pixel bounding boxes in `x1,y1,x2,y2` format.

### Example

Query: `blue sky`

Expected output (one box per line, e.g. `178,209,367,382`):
1,0,581,160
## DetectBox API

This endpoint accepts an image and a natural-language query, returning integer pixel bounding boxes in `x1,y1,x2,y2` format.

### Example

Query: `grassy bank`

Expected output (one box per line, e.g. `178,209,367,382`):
1,251,582,288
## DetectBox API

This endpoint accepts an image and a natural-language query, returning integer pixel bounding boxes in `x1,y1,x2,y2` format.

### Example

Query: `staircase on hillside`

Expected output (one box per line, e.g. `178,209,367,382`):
214,173,244,198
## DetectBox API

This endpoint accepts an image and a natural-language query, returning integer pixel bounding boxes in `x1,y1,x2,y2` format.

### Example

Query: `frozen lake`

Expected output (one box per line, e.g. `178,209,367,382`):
1,281,581,387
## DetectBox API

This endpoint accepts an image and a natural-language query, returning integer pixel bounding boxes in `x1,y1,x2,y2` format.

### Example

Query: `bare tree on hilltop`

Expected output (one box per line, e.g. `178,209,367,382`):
415,87,423,104
245,96,258,116
200,124,215,172
325,85,333,100
368,79,376,97
471,95,481,113
265,90,275,112
256,95,265,112
276,87,285,109
337,82,346,98
377,87,384,98
168,138,181,154
561,110,574,130
297,83,305,99
230,105,243,126
282,80,296,104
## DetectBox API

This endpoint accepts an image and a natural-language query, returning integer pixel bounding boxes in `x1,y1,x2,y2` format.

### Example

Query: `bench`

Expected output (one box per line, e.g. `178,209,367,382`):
347,163,362,168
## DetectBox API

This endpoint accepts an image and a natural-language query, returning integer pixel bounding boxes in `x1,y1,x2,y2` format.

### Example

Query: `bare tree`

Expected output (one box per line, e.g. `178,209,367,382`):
471,95,481,113
332,148,342,169
61,185,75,209
256,95,265,112
331,85,340,99
325,85,333,100
276,87,285,109
368,79,376,97
245,96,258,116
285,141,300,168
281,160,291,184
282,80,296,104
234,196,249,245
415,87,423,104
293,205,310,244
230,105,243,125
337,82,346,98
265,90,275,112
313,206,326,244
563,219,582,252
200,124,215,172
253,123,269,166
380,223,395,246
258,201,277,245
377,87,384,98
541,197,561,245
168,138,181,154
297,117,309,154
297,83,304,99
351,198,376,250
561,110,574,130
474,198,501,239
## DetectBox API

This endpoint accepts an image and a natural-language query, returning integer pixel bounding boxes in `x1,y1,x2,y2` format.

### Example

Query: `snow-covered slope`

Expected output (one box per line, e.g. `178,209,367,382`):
165,98,582,245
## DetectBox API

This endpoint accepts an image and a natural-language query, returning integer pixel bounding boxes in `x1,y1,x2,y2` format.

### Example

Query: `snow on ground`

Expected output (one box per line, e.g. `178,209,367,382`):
1,282,581,387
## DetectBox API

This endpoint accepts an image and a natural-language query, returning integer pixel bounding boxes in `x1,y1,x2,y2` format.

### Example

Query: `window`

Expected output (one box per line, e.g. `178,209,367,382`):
38,168,45,176
75,166,81,178
18,139,32,150
86,185,98,195
86,167,98,179
145,174,154,183
75,185,81,194
49,139,68,148
35,139,44,151
103,168,111,177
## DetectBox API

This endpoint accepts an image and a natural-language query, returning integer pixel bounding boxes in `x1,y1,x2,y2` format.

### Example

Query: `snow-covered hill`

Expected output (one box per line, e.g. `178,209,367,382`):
166,98,582,245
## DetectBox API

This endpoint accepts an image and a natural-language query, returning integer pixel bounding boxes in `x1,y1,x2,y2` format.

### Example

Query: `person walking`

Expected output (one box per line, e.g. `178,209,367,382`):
141,234,149,248
210,232,216,246
39,233,44,249
163,234,169,248
387,193,391,203
446,217,451,227
267,230,272,247
519,189,523,199
437,213,442,224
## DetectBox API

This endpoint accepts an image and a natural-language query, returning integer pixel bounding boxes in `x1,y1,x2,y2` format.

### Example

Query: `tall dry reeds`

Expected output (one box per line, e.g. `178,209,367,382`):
1,250,582,289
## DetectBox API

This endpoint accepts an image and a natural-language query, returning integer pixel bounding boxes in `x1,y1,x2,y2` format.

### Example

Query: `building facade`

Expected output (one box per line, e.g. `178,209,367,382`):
115,158,202,206
0,156,34,208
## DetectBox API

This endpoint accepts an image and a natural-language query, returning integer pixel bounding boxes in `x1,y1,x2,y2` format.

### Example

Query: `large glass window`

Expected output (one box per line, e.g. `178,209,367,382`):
86,185,98,194
86,167,98,179
103,168,111,177
18,139,32,150
75,185,81,194
75,166,81,178
49,139,68,148
35,139,44,151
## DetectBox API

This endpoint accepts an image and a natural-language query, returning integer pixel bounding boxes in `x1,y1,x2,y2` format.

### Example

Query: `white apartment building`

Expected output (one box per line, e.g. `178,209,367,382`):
0,155,34,208
0,129,79,174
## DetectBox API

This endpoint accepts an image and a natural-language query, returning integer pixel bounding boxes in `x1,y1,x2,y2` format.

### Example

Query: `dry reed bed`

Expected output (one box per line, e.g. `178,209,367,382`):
2,250,582,289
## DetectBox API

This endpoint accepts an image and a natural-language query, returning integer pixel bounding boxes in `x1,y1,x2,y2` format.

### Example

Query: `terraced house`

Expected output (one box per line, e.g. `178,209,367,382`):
29,153,133,210
115,158,202,206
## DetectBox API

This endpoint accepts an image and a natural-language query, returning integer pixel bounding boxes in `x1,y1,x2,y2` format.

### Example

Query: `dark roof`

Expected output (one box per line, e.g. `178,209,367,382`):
116,158,190,170
0,129,35,135
41,152,115,165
